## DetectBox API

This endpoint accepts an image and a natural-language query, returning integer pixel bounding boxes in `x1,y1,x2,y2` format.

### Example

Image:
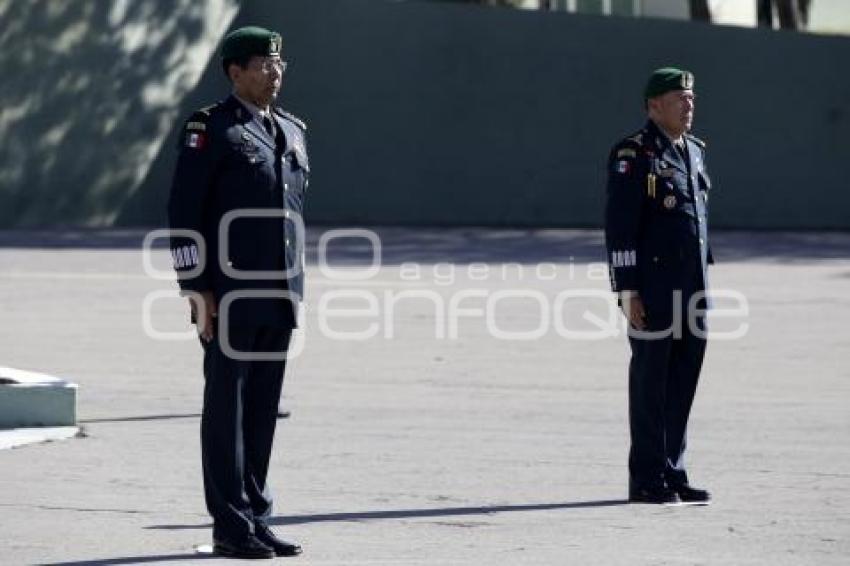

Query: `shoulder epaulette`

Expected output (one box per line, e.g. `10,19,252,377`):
274,107,307,131
626,131,645,145
185,102,222,130
196,101,222,117
614,130,648,159
686,133,706,148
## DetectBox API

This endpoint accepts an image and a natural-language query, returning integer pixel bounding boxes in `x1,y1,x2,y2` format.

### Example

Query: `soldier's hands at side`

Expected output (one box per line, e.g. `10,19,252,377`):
189,291,217,342
620,291,647,330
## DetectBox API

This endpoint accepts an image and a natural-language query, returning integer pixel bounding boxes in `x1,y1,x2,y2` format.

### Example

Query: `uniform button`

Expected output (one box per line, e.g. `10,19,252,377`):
699,238,705,245
284,183,289,190
285,239,291,246
653,256,659,263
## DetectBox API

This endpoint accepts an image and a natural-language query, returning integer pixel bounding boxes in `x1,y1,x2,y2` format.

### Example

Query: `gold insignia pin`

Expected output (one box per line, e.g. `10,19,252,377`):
663,195,677,209
646,174,657,198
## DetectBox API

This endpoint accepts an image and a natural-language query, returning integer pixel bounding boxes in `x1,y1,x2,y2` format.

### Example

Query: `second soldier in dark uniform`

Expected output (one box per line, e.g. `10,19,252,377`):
168,26,307,558
605,68,713,506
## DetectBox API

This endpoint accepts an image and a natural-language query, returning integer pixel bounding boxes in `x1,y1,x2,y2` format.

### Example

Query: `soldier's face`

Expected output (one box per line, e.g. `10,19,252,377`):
232,56,283,107
651,89,695,136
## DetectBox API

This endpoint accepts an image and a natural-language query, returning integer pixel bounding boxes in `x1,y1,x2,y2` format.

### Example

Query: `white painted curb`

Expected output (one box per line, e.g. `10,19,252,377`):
0,426,79,450
0,366,78,428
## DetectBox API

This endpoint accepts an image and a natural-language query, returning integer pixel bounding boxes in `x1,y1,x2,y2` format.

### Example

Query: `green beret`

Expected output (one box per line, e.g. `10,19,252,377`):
644,67,694,99
221,26,282,61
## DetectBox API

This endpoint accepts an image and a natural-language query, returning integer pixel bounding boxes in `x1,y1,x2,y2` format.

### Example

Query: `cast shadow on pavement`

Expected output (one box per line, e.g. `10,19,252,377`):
1,228,848,264
38,554,214,566
268,500,631,525
78,413,201,424
41,501,629,565
146,498,630,531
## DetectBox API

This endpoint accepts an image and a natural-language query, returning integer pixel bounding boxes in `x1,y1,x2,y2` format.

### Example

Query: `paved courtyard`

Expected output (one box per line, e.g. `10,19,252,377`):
0,228,848,565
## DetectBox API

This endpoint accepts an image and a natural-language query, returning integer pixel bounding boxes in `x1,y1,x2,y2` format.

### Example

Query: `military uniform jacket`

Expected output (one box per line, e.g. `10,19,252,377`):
168,95,309,328
604,120,713,319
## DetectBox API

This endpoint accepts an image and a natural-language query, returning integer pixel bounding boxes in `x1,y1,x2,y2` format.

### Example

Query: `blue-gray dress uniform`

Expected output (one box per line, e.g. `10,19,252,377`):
604,118,713,493
168,94,308,541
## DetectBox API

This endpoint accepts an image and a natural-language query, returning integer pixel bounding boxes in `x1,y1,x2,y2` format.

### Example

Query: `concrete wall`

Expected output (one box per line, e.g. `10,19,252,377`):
3,0,850,229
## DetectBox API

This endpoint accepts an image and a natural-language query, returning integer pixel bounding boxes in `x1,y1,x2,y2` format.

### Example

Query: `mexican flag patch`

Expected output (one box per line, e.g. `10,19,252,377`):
185,131,207,149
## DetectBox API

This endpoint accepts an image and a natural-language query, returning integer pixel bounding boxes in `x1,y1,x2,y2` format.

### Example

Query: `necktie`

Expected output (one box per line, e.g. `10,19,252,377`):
675,141,691,171
262,115,275,138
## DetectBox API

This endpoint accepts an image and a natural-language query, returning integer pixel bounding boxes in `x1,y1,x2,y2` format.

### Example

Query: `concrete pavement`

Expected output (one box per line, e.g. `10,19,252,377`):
0,228,848,565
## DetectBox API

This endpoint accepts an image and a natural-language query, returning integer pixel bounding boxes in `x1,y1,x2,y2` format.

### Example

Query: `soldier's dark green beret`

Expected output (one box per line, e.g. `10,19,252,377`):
221,26,282,60
644,67,694,99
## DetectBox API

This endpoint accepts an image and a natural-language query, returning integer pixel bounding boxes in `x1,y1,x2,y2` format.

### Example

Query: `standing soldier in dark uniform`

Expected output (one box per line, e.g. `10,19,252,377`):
168,26,308,558
605,68,713,506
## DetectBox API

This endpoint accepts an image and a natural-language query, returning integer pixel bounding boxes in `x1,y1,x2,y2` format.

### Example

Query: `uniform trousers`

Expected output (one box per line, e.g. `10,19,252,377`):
200,324,292,540
627,284,707,490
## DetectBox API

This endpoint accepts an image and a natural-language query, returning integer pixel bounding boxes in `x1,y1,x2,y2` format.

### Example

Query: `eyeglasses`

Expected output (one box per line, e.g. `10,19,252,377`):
253,57,287,74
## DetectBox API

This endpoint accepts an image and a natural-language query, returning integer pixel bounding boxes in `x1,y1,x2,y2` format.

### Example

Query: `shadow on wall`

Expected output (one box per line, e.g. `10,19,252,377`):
0,0,237,228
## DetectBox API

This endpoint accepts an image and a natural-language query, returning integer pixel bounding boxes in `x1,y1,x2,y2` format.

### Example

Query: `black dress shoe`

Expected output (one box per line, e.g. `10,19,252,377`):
671,484,712,505
255,522,303,557
629,485,681,505
213,534,275,559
